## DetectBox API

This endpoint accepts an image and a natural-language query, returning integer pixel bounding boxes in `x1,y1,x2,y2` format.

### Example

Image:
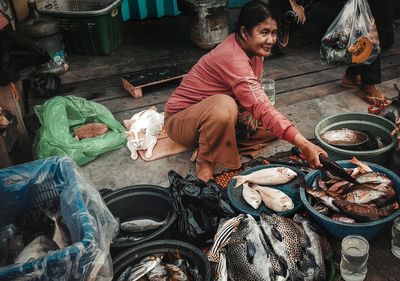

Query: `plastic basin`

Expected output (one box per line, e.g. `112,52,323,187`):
112,239,212,281
315,113,396,166
102,185,177,257
227,164,305,218
300,161,400,240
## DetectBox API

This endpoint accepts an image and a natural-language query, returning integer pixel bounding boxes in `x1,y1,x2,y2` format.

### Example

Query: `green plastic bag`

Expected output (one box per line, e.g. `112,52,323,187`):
34,96,126,165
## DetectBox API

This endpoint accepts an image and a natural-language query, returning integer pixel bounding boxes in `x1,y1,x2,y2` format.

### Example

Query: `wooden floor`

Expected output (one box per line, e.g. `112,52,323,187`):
27,4,400,280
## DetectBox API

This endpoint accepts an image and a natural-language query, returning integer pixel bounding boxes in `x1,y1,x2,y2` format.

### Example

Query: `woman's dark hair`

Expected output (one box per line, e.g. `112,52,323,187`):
235,0,277,37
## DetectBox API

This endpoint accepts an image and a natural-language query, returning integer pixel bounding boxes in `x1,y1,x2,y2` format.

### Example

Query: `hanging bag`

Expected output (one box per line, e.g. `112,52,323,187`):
320,0,380,65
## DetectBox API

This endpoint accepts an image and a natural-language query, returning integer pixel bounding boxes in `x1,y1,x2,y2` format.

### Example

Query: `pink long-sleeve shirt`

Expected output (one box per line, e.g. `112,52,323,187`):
165,33,299,143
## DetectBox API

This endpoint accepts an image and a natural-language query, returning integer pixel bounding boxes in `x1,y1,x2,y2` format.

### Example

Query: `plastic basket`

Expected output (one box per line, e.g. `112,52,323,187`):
0,157,97,280
39,0,123,55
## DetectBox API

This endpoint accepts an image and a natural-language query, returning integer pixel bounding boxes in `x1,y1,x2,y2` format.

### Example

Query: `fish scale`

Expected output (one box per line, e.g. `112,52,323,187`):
226,215,274,281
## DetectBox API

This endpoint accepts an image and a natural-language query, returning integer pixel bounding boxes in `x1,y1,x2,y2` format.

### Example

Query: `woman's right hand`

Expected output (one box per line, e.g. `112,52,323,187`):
292,133,328,169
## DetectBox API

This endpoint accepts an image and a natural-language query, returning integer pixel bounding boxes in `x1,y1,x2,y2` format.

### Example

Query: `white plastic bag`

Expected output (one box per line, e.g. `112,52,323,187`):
320,0,380,65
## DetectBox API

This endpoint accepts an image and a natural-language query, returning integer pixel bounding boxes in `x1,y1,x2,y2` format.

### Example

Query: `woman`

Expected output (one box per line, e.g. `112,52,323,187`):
164,0,327,182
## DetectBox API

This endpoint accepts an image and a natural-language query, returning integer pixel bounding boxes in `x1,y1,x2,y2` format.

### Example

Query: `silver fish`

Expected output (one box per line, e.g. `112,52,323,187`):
306,189,340,212
42,209,71,249
14,235,58,264
225,215,274,281
233,167,297,188
128,254,163,281
242,183,262,209
120,218,167,233
213,251,228,281
117,266,133,281
207,215,244,263
331,214,356,224
344,188,386,204
293,214,326,281
355,172,392,185
252,184,294,212
147,264,167,281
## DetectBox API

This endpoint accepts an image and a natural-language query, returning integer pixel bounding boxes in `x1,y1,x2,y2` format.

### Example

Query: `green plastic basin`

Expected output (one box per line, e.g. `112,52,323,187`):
315,113,396,166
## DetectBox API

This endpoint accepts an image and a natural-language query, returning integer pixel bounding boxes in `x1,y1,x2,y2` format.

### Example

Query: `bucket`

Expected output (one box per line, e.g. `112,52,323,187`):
189,0,229,49
112,239,212,281
102,185,177,257
315,113,397,166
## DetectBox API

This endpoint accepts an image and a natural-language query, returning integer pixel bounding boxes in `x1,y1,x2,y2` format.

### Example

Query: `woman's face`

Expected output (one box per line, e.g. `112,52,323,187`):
241,17,277,57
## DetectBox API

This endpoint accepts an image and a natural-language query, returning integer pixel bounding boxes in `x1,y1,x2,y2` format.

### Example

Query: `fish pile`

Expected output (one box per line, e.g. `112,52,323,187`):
306,157,399,223
208,214,328,281
113,217,168,244
233,167,297,212
117,252,202,281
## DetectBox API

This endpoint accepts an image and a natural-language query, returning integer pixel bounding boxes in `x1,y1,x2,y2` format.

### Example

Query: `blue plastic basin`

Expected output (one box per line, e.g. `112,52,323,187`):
227,164,305,218
300,161,400,240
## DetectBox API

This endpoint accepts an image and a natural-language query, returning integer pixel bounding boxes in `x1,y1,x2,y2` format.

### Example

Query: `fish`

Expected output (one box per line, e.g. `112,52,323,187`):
333,199,394,222
74,123,109,140
320,128,367,146
260,214,309,281
42,209,71,249
127,254,163,281
225,215,275,281
233,167,297,188
293,214,326,281
306,189,340,212
120,218,168,233
213,251,228,281
165,264,188,281
327,180,350,193
313,203,329,215
14,235,58,264
147,264,167,281
242,183,262,209
355,172,392,185
252,184,294,212
330,214,356,224
117,266,133,281
207,215,244,263
349,157,373,175
112,236,143,244
344,188,386,204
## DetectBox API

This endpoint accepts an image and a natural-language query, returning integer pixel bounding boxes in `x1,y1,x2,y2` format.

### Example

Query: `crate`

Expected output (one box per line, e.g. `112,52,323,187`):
39,0,123,55
228,0,251,8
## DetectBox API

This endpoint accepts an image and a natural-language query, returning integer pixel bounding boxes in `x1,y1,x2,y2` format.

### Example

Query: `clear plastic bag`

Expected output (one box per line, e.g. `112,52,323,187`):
320,0,380,65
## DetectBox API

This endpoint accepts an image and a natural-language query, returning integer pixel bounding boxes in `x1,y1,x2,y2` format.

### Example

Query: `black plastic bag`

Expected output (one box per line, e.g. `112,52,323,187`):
168,170,235,246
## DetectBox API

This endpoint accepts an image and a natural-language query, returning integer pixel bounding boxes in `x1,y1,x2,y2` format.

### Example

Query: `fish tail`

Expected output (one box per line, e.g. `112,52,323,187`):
232,176,245,188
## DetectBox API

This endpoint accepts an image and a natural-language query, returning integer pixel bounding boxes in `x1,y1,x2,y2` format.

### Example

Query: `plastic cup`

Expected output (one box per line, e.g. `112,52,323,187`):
340,235,369,281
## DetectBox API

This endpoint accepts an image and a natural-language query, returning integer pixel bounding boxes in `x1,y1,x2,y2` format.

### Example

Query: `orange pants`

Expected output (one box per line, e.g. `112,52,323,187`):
164,94,276,170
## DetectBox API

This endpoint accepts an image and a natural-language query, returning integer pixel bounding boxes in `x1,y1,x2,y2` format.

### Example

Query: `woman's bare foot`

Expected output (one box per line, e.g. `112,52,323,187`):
196,159,214,182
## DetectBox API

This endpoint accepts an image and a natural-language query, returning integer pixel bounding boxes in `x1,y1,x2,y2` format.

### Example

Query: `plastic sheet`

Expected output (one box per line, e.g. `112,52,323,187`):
34,96,126,166
320,0,380,65
168,171,235,246
0,156,119,281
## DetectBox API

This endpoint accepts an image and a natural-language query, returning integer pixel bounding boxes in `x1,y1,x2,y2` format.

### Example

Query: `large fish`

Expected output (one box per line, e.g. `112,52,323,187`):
213,251,228,281
147,264,167,281
260,214,310,281
242,183,262,209
225,215,275,281
14,235,58,264
293,214,326,281
333,199,394,222
252,184,294,212
344,188,386,204
233,167,297,188
355,172,392,185
120,218,168,233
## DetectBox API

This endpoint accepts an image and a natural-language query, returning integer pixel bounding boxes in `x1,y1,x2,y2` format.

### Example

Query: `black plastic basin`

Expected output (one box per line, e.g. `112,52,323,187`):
102,185,177,256
112,239,212,281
